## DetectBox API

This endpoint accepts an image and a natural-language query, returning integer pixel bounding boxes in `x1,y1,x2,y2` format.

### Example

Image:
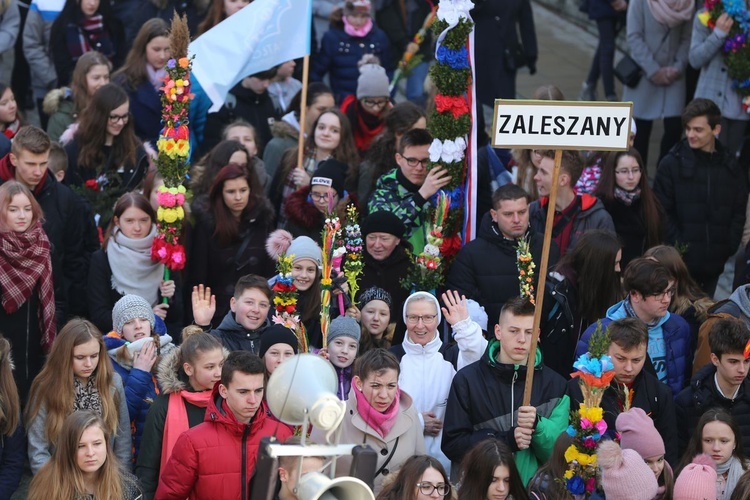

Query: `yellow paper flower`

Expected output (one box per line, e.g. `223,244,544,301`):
698,10,711,26
577,452,597,466
579,405,604,422
176,206,185,220
564,445,579,463
157,207,164,220
564,470,574,479
162,208,178,223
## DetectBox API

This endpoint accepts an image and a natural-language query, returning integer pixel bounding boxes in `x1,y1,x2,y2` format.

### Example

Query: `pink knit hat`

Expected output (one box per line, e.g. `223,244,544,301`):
673,454,717,500
598,440,659,500
616,407,666,459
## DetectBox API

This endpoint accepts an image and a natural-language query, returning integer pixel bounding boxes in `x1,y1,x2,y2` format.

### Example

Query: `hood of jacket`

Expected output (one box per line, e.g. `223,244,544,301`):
216,309,271,339
42,87,73,116
477,211,531,254
205,382,271,436
606,300,671,329
271,114,300,139
537,193,605,219
728,285,750,318
483,338,543,379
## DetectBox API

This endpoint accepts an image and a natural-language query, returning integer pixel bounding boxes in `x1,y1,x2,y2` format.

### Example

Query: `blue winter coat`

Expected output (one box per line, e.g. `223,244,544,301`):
311,24,392,102
103,333,177,464
0,419,25,500
575,301,693,395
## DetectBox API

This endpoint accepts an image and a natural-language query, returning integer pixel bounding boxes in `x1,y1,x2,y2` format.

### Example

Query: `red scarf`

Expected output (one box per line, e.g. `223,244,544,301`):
0,221,56,351
354,384,400,438
341,94,385,155
160,389,212,470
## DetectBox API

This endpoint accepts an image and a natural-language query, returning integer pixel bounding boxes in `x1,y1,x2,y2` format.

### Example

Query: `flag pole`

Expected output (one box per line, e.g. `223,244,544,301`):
522,149,562,406
296,54,310,173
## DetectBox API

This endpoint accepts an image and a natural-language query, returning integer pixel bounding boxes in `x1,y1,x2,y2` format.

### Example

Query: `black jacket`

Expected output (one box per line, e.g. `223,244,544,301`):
87,249,184,337
446,212,557,332
566,369,679,466
675,363,750,457
539,271,585,379
359,242,412,345
63,139,149,195
202,82,278,156
187,202,276,324
599,196,665,269
208,311,269,354
653,139,747,285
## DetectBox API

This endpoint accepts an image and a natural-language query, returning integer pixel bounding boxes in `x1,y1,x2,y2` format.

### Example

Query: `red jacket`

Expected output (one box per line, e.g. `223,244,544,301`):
154,384,292,500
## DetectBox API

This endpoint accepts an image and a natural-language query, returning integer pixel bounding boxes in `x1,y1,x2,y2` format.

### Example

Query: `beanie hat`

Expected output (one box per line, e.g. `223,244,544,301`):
112,295,156,335
356,64,389,99
598,440,658,500
361,211,405,239
259,325,299,358
403,291,442,326
616,407,665,459
311,159,347,197
287,236,322,267
466,299,488,331
358,287,393,310
674,454,717,500
344,0,371,15
327,316,361,344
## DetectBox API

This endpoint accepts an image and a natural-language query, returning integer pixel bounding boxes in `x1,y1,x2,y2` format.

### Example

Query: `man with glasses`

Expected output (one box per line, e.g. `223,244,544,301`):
368,128,451,254
447,183,557,332
576,258,692,396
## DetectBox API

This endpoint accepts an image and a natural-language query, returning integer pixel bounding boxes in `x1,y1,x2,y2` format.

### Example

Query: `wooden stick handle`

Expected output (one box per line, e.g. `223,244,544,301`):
522,149,562,406
296,54,310,170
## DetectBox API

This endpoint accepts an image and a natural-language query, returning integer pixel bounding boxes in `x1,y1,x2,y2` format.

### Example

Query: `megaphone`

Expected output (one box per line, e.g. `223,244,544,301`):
297,472,375,500
266,354,346,431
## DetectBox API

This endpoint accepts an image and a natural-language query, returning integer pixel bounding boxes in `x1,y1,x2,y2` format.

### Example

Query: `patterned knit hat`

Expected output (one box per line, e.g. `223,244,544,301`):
112,295,155,335
358,287,392,310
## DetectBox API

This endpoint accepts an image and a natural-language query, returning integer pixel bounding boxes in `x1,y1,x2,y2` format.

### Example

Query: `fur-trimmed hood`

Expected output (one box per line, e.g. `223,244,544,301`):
42,87,73,116
271,117,299,141
156,342,230,394
283,185,357,230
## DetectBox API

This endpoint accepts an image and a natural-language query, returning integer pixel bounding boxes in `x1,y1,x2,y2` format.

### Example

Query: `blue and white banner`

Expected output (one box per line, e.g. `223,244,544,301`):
189,0,312,112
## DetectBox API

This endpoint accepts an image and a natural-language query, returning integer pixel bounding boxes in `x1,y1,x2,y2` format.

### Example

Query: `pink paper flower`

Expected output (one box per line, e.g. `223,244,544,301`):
580,418,593,430
595,419,608,435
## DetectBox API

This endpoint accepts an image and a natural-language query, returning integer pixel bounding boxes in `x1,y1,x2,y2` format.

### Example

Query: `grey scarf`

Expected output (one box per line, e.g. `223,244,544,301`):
729,286,750,329
717,456,745,500
106,226,163,306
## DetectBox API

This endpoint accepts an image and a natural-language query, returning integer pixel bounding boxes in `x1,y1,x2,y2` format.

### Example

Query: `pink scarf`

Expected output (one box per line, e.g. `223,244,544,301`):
354,384,400,438
343,16,373,37
647,0,694,28
160,390,212,470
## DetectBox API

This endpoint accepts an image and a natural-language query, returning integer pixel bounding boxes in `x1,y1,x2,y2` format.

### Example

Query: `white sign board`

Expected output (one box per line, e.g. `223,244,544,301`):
491,100,633,151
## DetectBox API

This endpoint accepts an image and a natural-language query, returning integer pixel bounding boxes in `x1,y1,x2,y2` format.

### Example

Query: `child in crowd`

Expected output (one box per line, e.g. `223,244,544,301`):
103,294,177,464
259,324,298,377
678,409,749,499
221,119,270,191
674,454,718,500
357,287,395,354
0,335,24,498
276,436,325,500
135,331,225,496
25,318,130,474
27,411,141,500
617,407,674,499
457,439,529,500
47,142,68,182
598,440,659,500
323,315,360,400
527,433,574,499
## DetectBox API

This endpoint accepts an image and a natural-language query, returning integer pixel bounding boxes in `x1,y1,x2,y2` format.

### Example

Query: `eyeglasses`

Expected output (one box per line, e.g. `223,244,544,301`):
405,314,438,325
362,98,389,108
416,482,451,496
310,191,338,202
401,156,430,168
648,287,675,300
108,113,129,124
615,168,641,176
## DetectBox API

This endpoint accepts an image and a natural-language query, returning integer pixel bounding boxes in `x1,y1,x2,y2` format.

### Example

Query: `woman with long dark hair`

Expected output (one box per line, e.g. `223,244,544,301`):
377,455,453,500
112,18,170,144
541,229,623,378
595,148,665,268
0,335,24,497
188,163,275,324
87,192,182,336
0,181,60,402
63,83,149,203
49,0,124,86
458,439,529,500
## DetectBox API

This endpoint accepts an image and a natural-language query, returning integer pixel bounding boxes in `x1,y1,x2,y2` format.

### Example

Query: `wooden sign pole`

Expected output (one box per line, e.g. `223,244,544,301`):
522,149,562,406
295,54,310,174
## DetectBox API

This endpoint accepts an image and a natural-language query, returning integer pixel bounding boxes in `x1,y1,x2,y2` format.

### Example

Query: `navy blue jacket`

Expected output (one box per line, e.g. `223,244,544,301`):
576,302,693,395
0,420,25,500
114,76,162,145
311,24,392,102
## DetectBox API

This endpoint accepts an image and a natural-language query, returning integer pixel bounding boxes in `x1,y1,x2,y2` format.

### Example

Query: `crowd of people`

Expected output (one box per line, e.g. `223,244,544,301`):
0,0,748,498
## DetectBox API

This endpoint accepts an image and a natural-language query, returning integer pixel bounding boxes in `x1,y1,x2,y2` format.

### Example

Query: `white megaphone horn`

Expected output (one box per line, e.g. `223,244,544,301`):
265,353,345,432
296,472,375,500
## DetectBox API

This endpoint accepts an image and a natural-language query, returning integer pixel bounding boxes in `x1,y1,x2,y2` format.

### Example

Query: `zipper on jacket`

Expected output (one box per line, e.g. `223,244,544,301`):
241,424,250,500
511,370,518,426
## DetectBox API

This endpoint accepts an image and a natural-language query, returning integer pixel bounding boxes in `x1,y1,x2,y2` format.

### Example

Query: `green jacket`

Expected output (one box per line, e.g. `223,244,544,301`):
368,168,429,254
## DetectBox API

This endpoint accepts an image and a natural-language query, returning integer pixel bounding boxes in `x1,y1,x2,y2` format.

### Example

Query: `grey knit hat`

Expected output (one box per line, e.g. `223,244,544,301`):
112,295,155,335
356,64,389,99
287,236,322,267
328,316,361,344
